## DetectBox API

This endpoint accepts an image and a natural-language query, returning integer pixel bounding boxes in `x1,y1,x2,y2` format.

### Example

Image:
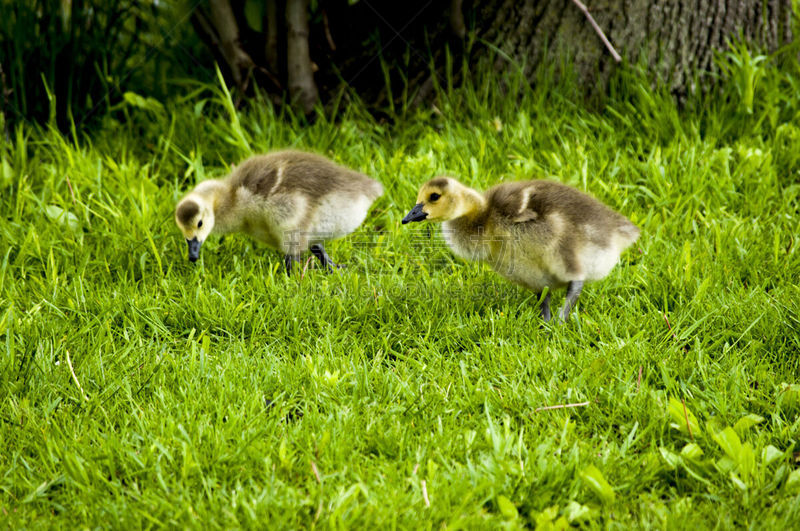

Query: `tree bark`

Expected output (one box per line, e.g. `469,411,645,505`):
208,0,255,91
286,0,318,114
194,0,793,109
475,0,793,98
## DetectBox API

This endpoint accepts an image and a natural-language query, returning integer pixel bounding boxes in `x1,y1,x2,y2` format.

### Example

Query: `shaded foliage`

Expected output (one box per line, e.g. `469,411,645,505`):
0,1,796,130
0,0,209,131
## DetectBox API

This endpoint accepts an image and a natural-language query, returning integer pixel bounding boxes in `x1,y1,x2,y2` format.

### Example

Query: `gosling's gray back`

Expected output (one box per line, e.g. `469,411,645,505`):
487,180,638,242
227,150,383,204
483,179,639,283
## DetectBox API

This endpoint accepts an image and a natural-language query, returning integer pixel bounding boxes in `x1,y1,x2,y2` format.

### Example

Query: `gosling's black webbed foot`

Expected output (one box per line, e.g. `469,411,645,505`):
538,290,552,323
558,280,584,322
309,243,342,273
284,254,302,274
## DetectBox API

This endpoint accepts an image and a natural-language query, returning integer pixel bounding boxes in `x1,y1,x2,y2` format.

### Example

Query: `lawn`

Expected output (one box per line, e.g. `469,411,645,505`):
1,61,800,528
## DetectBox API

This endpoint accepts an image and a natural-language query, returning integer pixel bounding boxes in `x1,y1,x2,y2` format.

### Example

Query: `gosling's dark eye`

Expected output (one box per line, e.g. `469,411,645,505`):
429,193,441,202
197,220,203,228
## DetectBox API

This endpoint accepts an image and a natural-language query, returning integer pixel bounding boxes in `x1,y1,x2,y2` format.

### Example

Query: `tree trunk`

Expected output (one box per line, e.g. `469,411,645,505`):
475,0,793,98
207,0,255,92
450,0,466,39
265,0,280,75
286,0,318,114
198,0,793,109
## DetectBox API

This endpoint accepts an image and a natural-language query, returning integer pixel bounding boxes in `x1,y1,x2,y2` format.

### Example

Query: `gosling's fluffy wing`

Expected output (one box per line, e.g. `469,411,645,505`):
488,180,636,239
486,179,639,279
229,151,382,202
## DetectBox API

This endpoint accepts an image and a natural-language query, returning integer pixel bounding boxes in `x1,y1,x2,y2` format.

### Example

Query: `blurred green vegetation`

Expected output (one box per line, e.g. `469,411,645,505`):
0,0,211,131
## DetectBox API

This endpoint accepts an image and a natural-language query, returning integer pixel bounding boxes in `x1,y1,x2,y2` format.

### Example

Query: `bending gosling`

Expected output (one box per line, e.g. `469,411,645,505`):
402,177,639,321
175,150,383,272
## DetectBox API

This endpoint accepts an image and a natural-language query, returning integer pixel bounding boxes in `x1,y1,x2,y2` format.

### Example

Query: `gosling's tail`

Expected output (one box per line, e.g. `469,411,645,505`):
365,178,384,201
618,221,640,247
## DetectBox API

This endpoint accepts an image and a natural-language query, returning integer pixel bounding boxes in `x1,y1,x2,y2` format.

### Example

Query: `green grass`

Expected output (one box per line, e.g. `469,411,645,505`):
2,57,800,528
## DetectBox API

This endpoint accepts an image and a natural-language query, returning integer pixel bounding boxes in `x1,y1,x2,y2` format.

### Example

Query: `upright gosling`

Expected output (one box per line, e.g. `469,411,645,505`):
175,150,383,272
402,177,639,321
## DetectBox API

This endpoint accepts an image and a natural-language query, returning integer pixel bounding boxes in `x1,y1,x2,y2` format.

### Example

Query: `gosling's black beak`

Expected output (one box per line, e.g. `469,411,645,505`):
187,237,202,263
402,203,428,224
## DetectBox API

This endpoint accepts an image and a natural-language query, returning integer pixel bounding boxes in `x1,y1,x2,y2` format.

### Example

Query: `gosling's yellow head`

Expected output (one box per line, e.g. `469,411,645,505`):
402,177,471,224
175,196,215,262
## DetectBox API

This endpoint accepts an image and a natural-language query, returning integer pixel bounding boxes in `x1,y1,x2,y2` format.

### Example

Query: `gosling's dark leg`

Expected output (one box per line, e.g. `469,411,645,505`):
283,254,302,275
309,243,340,272
558,280,584,321
539,291,552,322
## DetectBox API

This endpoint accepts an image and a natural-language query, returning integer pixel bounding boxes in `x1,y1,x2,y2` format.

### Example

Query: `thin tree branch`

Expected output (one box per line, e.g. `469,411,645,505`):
208,0,256,92
569,0,622,62
191,9,235,90
322,9,336,51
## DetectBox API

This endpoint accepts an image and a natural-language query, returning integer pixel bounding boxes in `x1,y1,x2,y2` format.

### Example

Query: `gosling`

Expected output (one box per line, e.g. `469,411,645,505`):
175,150,383,272
402,177,639,321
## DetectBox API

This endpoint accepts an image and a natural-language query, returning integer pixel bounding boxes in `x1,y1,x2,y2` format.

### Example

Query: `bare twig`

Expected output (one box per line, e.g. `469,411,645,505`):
663,313,679,342
310,460,321,483
300,255,314,280
681,398,694,440
569,0,622,62
65,175,76,204
66,350,89,402
534,401,591,413
192,7,255,103
322,9,336,51
663,313,689,351
421,479,430,507
208,0,255,93
255,65,283,91
312,500,323,525
191,8,221,50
